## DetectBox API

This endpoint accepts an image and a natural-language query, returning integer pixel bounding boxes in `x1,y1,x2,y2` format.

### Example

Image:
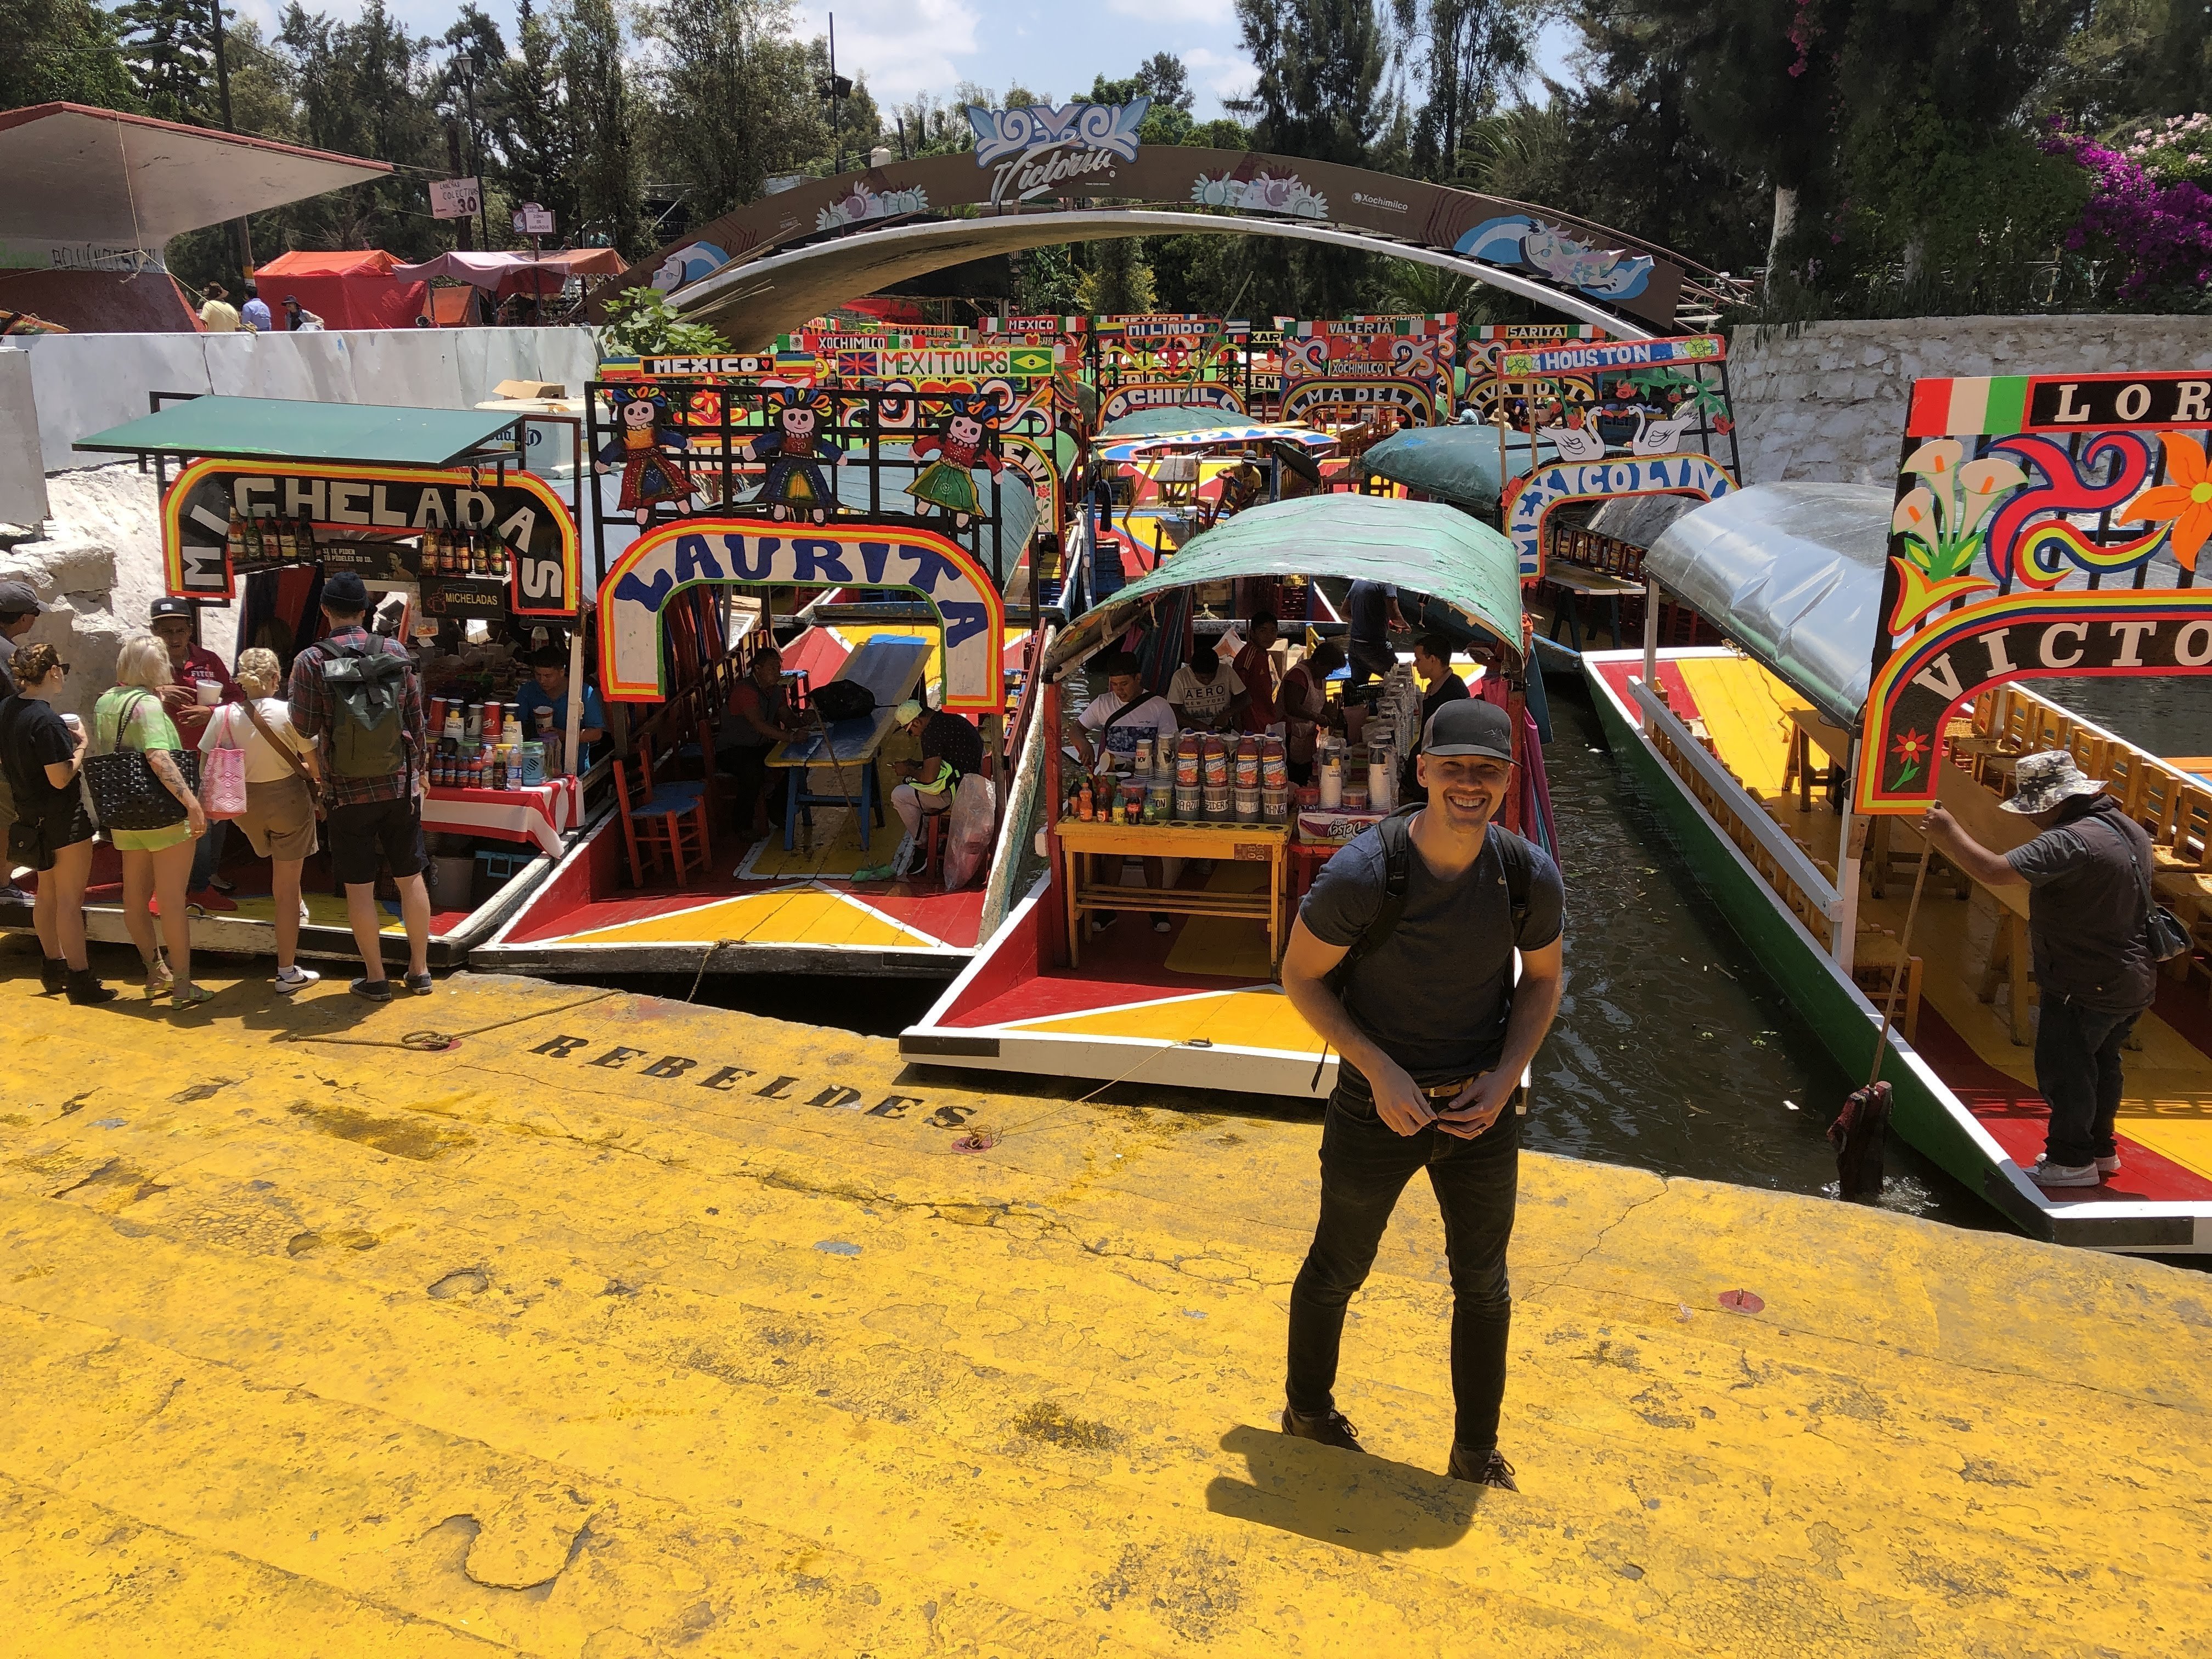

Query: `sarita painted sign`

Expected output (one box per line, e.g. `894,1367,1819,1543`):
599,520,1005,709
160,459,579,614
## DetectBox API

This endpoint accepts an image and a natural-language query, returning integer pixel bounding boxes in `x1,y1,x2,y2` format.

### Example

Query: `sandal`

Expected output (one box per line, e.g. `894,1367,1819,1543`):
170,984,216,1009
143,961,174,999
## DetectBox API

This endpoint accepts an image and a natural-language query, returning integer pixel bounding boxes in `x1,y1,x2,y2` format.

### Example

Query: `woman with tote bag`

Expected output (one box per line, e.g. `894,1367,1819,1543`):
89,634,210,1005
199,647,324,992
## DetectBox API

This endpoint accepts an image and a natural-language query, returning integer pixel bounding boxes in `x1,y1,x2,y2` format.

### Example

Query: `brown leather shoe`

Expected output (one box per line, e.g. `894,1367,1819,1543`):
1280,1406,1364,1452
1447,1444,1518,1490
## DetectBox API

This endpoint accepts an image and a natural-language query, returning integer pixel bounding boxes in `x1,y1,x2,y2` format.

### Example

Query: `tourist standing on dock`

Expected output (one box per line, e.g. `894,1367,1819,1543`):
0,644,111,1003
1922,752,2156,1188
0,581,44,905
205,647,323,995
149,598,241,911
1278,698,1565,1491
198,284,241,332
95,636,211,1006
287,573,432,1002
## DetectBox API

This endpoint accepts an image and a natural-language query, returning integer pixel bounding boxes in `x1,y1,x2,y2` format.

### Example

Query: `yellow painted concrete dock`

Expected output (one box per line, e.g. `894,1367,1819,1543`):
2,962,2209,1656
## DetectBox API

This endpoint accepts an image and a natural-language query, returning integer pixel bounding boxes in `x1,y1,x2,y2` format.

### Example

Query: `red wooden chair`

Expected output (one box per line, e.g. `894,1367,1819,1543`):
614,745,711,889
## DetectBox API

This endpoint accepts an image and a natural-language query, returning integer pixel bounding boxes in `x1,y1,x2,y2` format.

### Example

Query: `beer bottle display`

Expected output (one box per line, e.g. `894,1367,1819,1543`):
225,510,246,567
244,513,264,561
298,511,317,559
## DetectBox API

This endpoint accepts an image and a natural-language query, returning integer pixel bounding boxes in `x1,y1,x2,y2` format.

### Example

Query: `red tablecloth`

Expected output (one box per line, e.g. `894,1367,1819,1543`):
422,776,581,856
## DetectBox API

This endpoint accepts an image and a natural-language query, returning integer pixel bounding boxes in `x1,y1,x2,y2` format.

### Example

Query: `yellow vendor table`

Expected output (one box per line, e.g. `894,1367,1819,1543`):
1059,819,1292,970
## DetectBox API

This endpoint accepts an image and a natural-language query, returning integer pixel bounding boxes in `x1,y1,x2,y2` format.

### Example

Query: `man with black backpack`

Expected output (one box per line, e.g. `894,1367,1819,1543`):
287,573,432,1001
1278,698,1565,1492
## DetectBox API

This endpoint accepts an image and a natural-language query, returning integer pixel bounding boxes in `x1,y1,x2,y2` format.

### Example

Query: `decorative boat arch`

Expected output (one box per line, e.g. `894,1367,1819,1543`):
601,108,1737,346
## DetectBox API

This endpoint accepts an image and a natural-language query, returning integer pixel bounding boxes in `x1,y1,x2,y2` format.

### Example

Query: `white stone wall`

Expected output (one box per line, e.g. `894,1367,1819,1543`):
1726,316,2212,484
0,464,156,719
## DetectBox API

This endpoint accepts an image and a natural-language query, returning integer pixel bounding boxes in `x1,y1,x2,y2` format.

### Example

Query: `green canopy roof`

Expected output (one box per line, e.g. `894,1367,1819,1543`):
1049,494,1526,671
75,396,526,470
1362,425,1556,515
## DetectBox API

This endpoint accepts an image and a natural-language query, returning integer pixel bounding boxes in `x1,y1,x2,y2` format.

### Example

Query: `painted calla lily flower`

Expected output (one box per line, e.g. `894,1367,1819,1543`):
1955,456,2028,533
1903,438,1963,482
2116,431,2212,571
1892,484,1942,540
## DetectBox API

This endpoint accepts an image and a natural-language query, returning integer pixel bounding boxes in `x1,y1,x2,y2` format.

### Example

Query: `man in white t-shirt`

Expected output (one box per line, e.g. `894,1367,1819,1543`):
1074,650,1180,933
1166,640,1247,733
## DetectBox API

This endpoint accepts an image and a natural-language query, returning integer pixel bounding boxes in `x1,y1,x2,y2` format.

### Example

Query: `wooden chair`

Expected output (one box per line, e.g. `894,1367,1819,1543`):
2157,785,2212,872
1852,933,1923,1043
2135,764,2185,849
614,746,712,889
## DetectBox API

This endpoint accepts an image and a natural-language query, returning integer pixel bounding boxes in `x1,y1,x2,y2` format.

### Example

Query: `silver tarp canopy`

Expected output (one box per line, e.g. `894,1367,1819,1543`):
1586,490,1705,551
1643,482,1891,729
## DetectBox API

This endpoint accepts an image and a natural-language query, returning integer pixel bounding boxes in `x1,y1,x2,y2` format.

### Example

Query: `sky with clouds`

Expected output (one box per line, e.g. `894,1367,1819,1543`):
233,0,1573,123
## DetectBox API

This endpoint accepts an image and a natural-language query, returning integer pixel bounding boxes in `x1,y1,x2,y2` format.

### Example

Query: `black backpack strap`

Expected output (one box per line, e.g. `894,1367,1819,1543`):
1492,826,1534,938
1325,805,1419,991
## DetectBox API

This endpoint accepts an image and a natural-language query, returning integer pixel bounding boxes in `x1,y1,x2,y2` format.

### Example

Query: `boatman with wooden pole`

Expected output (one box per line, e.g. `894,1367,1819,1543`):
1277,698,1566,1490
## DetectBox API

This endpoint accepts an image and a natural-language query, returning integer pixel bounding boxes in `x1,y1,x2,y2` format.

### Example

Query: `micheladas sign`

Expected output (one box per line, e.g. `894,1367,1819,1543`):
1858,371,2212,813
159,459,581,616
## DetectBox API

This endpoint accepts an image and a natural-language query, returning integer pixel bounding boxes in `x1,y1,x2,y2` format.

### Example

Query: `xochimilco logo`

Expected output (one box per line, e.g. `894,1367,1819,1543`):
967,99,1148,207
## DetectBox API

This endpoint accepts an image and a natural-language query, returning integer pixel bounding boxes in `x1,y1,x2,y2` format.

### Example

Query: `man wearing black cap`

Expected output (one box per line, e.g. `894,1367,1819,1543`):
286,573,433,1000
0,580,45,904
1278,697,1565,1492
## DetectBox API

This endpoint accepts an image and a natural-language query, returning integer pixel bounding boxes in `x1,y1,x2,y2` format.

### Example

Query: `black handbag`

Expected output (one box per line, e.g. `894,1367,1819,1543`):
808,680,877,723
2088,812,2193,964
83,691,198,831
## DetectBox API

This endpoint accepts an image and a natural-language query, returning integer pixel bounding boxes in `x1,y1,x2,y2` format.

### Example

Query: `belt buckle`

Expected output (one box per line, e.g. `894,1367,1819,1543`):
1423,1077,1471,1102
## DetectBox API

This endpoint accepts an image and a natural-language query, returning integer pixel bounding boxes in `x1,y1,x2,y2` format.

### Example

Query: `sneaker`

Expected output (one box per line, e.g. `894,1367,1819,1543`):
299,900,312,926
403,972,434,995
349,975,393,1003
2096,1153,2124,1176
2024,1155,2102,1188
1447,1445,1519,1491
1279,1406,1364,1453
1152,913,1174,933
1090,911,1120,934
187,887,238,913
274,965,321,995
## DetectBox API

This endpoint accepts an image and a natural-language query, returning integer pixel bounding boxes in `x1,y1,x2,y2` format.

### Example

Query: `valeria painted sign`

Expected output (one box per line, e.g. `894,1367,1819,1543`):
600,521,1005,709
1859,371,2212,813
160,460,579,614
1504,455,1735,580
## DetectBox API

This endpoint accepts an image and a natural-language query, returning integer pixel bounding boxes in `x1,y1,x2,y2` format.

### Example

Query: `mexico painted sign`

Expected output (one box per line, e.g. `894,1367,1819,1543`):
599,521,1006,710
1504,455,1736,580
1858,371,2212,814
1097,381,1247,426
160,459,580,615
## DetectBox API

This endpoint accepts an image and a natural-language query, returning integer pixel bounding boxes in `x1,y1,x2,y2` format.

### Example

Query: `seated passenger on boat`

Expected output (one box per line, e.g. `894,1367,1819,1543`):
1921,751,2157,1189
1234,611,1280,735
1400,634,1471,797
717,647,791,841
1074,651,1178,934
517,651,606,772
1165,640,1246,733
888,699,985,876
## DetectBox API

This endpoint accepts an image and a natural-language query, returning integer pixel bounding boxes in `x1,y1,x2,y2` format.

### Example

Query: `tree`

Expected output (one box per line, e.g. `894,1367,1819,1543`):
4,0,138,109
637,0,816,216
561,0,648,254
1390,0,1537,182
112,0,216,122
276,0,445,256
2040,0,2211,128
499,0,580,241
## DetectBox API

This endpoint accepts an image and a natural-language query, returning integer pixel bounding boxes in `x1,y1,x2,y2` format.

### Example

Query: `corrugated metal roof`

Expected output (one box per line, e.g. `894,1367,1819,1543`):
76,396,524,470
1643,483,1889,727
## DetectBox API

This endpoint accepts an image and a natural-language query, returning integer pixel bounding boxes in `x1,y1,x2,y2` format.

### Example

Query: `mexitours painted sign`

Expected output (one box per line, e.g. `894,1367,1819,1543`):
160,459,579,614
1505,455,1735,580
600,521,1005,709
1859,371,2212,813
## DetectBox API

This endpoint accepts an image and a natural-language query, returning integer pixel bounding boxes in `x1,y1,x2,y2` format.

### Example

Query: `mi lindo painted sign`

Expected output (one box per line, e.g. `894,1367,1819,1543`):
600,521,1005,710
1859,371,2212,813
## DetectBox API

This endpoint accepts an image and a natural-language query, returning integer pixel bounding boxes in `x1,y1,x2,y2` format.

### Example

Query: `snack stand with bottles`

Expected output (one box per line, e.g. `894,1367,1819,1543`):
64,394,591,967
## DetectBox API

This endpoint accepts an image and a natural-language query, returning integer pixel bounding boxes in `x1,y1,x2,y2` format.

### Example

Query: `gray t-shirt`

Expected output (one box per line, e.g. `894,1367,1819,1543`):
2003,796,2155,1013
1301,820,1565,1075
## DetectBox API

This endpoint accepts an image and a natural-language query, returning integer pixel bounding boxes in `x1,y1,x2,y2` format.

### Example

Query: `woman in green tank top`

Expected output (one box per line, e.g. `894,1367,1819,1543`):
94,635,211,1005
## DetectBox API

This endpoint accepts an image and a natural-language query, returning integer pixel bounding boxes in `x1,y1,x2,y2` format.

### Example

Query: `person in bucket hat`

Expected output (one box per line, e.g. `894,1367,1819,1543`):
1923,748,2157,1189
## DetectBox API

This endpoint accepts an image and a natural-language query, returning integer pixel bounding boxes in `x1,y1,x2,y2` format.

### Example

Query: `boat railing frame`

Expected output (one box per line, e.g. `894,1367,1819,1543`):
981,620,1057,939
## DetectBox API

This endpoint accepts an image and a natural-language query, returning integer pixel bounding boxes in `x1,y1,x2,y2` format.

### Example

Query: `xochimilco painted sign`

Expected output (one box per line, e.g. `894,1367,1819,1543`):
161,459,580,615
599,521,1005,710
1858,371,2212,814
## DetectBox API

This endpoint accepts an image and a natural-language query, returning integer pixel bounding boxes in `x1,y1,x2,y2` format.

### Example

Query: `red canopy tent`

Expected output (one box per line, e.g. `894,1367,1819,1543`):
251,249,428,330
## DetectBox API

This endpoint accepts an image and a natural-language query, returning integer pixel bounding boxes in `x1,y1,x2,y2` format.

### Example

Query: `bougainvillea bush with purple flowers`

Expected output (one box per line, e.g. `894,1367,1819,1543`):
2041,123,2212,299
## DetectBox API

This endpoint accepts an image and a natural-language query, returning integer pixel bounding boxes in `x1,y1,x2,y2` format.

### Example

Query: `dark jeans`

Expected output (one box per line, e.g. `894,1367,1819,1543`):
718,744,781,835
1286,1077,1519,1452
189,817,228,889
2034,992,2143,1167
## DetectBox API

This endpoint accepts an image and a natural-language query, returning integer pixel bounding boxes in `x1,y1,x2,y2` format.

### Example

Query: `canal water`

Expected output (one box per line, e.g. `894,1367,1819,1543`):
670,670,2212,1237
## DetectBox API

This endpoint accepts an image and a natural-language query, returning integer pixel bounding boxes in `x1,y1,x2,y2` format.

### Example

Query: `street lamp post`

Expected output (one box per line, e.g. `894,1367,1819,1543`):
455,49,492,255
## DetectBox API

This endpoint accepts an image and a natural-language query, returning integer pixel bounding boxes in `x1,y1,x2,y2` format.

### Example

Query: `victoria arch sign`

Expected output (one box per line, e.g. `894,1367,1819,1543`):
602,100,1732,346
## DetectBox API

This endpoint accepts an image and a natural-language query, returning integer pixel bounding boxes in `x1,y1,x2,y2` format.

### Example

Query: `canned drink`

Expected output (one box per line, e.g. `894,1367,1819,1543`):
1173,784,1201,820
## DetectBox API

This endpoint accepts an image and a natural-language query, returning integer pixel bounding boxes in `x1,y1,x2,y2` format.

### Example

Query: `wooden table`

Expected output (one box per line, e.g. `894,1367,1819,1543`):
1543,563,1644,652
1058,819,1292,971
765,636,929,853
1784,706,1852,811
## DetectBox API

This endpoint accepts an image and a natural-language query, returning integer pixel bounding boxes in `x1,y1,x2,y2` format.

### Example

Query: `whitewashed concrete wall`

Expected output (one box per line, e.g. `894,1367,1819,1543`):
19,325,600,475
0,465,157,719
1726,316,2212,484
0,349,48,527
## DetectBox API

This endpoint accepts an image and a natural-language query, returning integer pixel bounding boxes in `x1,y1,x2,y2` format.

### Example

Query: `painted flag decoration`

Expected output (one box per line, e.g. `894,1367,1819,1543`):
1907,373,2212,435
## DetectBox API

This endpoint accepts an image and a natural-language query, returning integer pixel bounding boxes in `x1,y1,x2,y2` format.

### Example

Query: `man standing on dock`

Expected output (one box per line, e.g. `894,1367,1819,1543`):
1278,698,1565,1491
1922,752,2157,1188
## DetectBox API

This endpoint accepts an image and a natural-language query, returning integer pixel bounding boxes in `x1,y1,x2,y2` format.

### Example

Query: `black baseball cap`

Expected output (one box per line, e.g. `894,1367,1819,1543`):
1422,698,1514,762
321,572,371,610
0,579,42,615
149,596,196,620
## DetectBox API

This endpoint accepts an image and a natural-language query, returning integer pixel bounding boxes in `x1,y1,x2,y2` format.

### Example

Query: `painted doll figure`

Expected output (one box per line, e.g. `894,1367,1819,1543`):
905,396,1006,530
742,388,843,523
594,391,699,526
